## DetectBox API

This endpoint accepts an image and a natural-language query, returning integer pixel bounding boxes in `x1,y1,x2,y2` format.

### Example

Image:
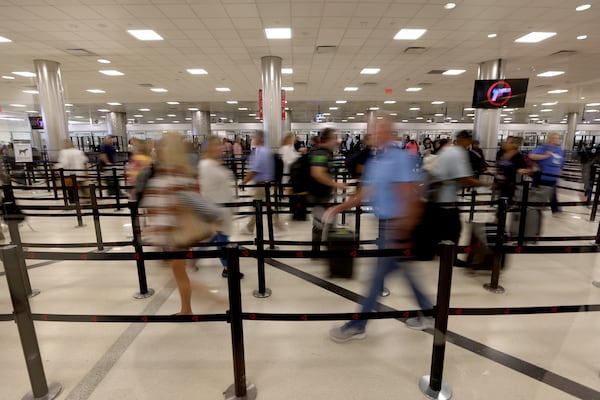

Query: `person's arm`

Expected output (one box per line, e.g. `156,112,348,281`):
310,165,347,190
528,146,551,161
458,176,491,187
322,185,368,223
396,181,424,230
99,152,110,165
241,170,256,186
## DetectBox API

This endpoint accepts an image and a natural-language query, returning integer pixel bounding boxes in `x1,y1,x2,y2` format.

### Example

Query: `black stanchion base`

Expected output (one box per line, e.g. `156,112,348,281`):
133,288,155,299
252,288,272,298
419,375,452,400
381,287,390,297
483,283,505,294
592,281,600,288
223,382,257,400
23,381,62,400
74,224,87,229
28,289,41,298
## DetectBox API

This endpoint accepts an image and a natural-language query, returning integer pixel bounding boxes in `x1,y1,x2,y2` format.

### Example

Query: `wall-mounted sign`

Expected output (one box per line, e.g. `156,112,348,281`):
14,141,33,162
472,79,529,109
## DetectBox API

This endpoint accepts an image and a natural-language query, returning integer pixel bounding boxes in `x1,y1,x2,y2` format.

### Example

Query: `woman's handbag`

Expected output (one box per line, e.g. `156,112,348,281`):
169,191,222,248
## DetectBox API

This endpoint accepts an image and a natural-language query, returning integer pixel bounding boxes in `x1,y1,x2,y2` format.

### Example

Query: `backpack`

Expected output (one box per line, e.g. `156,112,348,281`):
289,153,312,194
273,153,284,184
134,164,155,203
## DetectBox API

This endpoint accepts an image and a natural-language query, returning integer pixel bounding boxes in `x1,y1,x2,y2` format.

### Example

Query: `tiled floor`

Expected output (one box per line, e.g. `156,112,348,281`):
1,184,599,400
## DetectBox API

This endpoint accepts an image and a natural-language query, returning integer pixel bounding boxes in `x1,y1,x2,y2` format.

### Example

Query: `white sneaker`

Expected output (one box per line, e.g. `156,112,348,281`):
329,323,366,343
405,316,434,330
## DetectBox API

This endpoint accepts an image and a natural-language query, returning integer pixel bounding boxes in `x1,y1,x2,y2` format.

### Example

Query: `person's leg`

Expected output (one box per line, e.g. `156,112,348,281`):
550,181,560,214
311,203,325,253
401,261,433,310
171,259,192,314
246,186,266,232
214,231,228,267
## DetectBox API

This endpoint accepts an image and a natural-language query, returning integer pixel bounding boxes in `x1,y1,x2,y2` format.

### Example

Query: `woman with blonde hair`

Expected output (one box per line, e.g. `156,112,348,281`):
141,132,199,314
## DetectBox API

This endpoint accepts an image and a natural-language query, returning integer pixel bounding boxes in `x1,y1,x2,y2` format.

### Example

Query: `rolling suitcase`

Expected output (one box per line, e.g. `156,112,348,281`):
326,227,355,279
509,209,542,239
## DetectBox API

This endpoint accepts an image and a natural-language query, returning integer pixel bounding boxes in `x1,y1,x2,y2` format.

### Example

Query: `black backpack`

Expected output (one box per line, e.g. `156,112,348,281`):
289,153,311,194
273,153,284,183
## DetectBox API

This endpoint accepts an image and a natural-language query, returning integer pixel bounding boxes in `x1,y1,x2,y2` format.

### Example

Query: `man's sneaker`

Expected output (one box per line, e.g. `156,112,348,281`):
221,268,244,279
405,316,434,330
329,323,366,343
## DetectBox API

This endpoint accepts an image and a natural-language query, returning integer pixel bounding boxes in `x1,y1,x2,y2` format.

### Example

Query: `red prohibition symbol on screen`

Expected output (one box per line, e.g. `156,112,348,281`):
487,81,512,107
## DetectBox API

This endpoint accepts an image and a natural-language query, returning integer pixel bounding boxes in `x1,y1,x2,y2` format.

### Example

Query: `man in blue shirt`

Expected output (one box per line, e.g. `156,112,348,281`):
325,118,434,342
240,130,282,234
528,133,565,215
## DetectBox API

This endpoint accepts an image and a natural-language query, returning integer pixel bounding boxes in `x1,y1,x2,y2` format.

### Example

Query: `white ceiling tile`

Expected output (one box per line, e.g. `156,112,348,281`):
317,28,345,45
122,5,165,18
232,18,263,29
155,4,197,19
354,2,390,17
257,2,291,18
291,17,321,28
87,5,134,19
290,2,324,17
136,18,179,30
189,2,228,18
21,6,72,19
184,30,214,40
171,19,207,30
203,18,236,30
55,5,104,19
224,3,260,18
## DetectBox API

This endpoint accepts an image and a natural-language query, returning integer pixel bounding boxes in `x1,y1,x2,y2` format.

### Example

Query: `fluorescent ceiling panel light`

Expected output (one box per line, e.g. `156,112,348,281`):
216,87,230,92
86,89,105,93
167,101,180,105
515,32,556,43
150,88,168,92
167,114,176,117
127,29,163,41
529,114,539,117
406,87,422,92
26,110,38,113
148,121,155,123
435,113,444,117
540,109,553,112
542,102,558,106
431,101,445,105
0,35,12,42
547,89,568,94
138,108,150,111
344,87,358,91
369,107,379,110
188,107,199,111
443,69,466,75
2,75,15,79
133,114,143,118
107,102,121,106
356,113,365,116
336,100,347,104
342,120,348,122
576,4,591,11
12,71,36,77
348,116,355,119
384,100,396,104
282,86,294,91
97,109,110,112
394,29,427,40
322,113,330,116
402,119,408,122
488,33,497,38
464,107,475,111
577,35,588,40
377,116,383,120
185,117,191,121
210,113,216,117
586,103,600,106
238,107,248,111
97,59,111,64
265,28,291,39
537,71,564,77
65,103,74,107
444,3,456,10
99,70,124,76
389,113,398,116
281,68,293,74
22,90,39,94
156,118,164,121
360,68,380,75
409,107,421,111
416,116,424,120
466,113,475,117
10,104,26,107
226,100,238,104
248,113,256,116
75,116,85,119
173,121,180,123
329,107,338,110
584,109,599,112
187,69,207,75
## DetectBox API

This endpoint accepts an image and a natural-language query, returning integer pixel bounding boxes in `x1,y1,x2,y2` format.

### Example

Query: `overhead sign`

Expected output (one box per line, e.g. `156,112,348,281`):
14,141,33,163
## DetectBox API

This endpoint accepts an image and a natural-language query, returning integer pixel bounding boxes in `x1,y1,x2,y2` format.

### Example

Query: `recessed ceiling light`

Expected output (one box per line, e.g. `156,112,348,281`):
97,59,111,64
444,3,456,9
10,104,26,107
586,103,600,106
282,86,294,91
0,35,13,42
329,107,338,110
248,113,256,116
547,89,568,94
537,71,564,77
369,107,379,110
360,68,380,75
322,113,331,116
348,116,355,119
167,114,176,117
2,75,15,80
344,87,358,91
226,100,238,104
529,114,539,117
577,35,588,40
389,113,398,116
265,28,291,39
97,108,110,112
542,102,558,106
185,117,192,121
86,89,106,93
133,114,143,118
409,107,421,111
99,70,124,76
22,90,39,94
464,107,475,111
210,113,217,117
416,116,424,120
435,113,444,117
173,121,180,123
106,102,121,106
167,101,180,105
238,107,248,111
341,119,348,122
12,71,36,77
443,69,466,75
402,119,408,122
356,112,365,116
281,68,293,74
515,32,556,43
65,103,73,107
216,87,231,92
150,88,168,92
584,109,599,112
336,100,347,104
540,109,553,112
576,4,591,11
156,118,164,121
488,33,497,38
431,101,445,105
384,100,397,104
127,29,163,41
138,108,150,111
148,121,155,123
406,87,422,92
186,68,207,75
394,29,427,40
188,107,199,111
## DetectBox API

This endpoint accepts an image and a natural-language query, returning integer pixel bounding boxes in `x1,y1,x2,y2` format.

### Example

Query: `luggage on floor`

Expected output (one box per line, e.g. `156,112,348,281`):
289,193,307,221
326,227,355,279
466,222,499,270
509,208,542,240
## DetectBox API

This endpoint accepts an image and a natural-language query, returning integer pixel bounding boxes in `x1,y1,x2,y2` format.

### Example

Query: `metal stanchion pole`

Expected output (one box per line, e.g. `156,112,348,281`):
484,198,507,294
58,168,68,207
354,205,362,248
517,180,530,246
252,200,271,298
72,175,84,228
264,183,275,250
590,169,600,221
129,201,155,299
468,190,476,222
96,164,104,199
419,241,454,400
224,245,257,400
341,173,347,225
113,167,121,211
0,246,62,400
89,184,104,251
50,168,58,199
43,161,51,192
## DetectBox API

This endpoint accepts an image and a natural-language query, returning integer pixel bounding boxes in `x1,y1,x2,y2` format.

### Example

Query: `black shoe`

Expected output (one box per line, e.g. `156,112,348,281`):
221,269,244,279
453,259,468,268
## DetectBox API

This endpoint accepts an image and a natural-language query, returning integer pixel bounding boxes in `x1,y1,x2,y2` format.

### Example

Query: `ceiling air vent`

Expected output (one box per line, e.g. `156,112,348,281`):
362,82,377,86
138,83,154,88
294,82,307,86
404,47,427,54
418,82,432,87
315,45,337,54
64,48,97,56
550,50,576,57
428,70,446,75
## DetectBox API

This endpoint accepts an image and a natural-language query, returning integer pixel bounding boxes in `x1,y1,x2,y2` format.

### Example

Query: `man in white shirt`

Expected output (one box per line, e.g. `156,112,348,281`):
56,139,89,203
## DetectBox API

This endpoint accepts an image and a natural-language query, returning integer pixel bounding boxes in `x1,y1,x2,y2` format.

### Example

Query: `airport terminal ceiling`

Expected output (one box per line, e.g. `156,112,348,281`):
1,0,600,125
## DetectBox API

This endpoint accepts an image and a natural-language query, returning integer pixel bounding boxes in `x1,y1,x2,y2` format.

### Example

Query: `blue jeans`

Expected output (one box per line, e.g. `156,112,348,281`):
348,219,433,330
212,231,229,267
540,180,560,213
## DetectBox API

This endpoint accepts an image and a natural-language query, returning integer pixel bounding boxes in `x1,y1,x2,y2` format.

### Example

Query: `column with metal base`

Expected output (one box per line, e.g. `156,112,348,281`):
1,245,62,400
419,241,454,400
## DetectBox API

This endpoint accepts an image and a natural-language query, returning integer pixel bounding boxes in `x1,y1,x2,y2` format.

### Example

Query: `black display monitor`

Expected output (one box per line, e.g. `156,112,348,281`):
472,79,529,109
29,116,44,129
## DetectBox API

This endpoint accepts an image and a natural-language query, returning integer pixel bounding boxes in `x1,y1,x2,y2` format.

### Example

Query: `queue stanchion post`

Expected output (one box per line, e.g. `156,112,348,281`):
341,173,347,225
419,241,454,400
50,167,58,199
590,168,600,222
72,174,85,228
224,244,257,400
2,185,40,298
113,167,121,211
89,184,104,251
96,163,104,199
484,197,507,294
0,245,63,400
264,183,276,250
252,200,271,298
354,205,362,249
129,200,155,299
468,189,476,222
58,168,68,207
43,161,51,192
517,180,530,247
